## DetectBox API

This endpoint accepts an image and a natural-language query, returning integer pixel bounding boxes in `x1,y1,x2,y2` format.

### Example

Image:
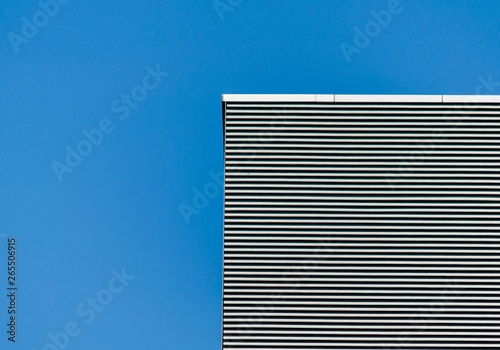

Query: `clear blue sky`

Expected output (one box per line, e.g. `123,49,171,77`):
0,0,499,349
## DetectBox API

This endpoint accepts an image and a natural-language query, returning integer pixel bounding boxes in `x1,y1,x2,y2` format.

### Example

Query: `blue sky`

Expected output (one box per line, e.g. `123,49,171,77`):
1,0,499,349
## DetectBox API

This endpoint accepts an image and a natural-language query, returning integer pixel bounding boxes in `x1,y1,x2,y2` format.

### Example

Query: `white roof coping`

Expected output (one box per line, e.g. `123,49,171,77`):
443,95,500,103
222,94,500,104
335,95,442,103
222,94,317,102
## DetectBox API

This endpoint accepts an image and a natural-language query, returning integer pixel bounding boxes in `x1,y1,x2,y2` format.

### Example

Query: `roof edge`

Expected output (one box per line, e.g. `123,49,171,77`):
222,94,500,103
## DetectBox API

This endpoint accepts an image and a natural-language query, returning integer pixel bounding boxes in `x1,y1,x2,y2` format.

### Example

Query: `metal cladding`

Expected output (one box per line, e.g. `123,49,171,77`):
222,94,500,349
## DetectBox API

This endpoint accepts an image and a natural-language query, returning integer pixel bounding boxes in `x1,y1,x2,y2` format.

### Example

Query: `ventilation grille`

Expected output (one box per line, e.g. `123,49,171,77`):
222,98,500,349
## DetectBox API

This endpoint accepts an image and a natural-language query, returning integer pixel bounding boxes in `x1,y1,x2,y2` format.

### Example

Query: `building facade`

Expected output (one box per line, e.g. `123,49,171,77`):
222,94,500,349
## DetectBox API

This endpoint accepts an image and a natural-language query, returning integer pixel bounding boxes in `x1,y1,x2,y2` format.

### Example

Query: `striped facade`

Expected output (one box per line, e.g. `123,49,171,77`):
222,94,500,349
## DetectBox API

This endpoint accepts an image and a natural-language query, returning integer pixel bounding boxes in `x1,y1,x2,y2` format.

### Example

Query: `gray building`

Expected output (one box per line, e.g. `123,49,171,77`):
221,94,500,349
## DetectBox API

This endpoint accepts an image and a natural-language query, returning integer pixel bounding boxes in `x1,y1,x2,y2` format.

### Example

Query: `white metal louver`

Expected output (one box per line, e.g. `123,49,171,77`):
221,94,500,350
